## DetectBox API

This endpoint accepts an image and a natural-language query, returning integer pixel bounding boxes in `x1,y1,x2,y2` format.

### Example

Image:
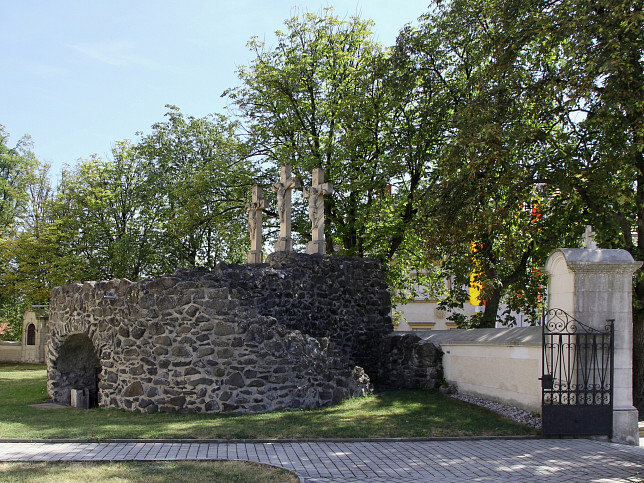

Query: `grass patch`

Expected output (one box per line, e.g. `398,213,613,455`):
0,461,298,482
0,363,537,440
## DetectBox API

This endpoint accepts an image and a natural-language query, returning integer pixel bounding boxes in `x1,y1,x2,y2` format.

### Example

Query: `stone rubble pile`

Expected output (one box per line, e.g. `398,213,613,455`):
449,393,542,429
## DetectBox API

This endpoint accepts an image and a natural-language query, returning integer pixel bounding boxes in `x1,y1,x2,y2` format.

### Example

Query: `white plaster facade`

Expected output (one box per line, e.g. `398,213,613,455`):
0,310,48,364
394,282,531,331
21,310,48,363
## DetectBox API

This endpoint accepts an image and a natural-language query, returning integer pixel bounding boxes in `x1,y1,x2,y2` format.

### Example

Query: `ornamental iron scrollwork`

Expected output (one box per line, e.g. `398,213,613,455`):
542,308,612,334
541,308,614,437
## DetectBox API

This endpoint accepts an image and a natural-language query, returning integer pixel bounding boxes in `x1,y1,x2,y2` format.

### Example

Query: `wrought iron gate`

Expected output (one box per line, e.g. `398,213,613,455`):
541,309,614,437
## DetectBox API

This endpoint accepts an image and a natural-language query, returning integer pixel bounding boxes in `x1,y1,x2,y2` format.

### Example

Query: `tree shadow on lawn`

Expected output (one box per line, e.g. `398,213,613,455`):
0,461,299,482
1,384,536,440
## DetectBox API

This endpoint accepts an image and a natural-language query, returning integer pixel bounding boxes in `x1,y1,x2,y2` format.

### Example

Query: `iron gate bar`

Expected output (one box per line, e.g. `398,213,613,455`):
541,309,614,437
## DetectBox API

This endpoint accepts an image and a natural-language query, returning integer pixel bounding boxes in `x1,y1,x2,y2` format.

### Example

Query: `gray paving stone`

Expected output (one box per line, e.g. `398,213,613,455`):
0,439,642,481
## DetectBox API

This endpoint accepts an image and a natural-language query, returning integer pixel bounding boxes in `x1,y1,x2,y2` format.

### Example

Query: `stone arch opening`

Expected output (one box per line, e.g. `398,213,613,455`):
26,324,36,345
54,333,101,408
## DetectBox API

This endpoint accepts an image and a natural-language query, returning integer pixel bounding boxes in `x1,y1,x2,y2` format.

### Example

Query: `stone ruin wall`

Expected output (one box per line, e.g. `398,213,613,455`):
222,252,393,378
377,333,443,390
47,253,392,413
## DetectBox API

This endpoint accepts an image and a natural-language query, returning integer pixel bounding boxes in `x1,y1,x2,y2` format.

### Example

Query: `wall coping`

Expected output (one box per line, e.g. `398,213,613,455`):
544,248,642,274
393,327,541,347
0,341,21,346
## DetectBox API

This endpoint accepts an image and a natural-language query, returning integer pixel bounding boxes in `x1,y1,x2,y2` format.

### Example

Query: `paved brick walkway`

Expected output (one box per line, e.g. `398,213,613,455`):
0,438,642,481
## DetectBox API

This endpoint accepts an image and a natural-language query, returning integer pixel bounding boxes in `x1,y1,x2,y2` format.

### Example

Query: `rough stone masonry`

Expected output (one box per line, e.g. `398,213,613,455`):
47,253,393,413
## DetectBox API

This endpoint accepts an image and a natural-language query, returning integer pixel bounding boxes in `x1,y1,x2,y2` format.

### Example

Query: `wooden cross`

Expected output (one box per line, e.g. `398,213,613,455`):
582,225,597,249
303,167,334,255
271,165,301,252
245,185,266,263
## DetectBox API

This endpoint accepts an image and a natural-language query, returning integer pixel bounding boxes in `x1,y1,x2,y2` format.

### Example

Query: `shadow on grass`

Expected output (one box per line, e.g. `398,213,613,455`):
0,461,299,482
0,363,537,440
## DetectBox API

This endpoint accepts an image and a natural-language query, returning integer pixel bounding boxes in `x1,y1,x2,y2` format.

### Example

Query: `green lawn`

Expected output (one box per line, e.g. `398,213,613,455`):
0,363,537,440
0,461,298,482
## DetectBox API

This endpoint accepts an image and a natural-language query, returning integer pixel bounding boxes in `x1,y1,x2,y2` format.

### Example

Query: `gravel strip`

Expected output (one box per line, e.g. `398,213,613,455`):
450,393,542,430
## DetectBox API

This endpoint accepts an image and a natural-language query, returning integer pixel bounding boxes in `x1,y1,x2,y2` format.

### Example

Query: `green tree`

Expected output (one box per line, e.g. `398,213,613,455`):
48,108,252,282
135,106,252,270
393,0,581,325
404,0,643,406
0,125,36,235
539,0,644,410
0,163,69,305
227,9,424,260
52,145,159,281
0,125,38,339
0,108,252,317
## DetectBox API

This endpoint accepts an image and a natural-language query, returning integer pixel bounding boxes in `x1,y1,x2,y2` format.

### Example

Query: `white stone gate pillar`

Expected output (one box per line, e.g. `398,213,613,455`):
544,236,642,445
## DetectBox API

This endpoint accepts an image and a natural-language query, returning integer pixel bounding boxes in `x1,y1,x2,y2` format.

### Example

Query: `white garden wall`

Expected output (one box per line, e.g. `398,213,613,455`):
408,327,542,413
0,341,22,362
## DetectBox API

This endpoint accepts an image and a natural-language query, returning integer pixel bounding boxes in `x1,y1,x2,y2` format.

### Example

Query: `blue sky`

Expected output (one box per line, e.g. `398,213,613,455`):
0,1,429,177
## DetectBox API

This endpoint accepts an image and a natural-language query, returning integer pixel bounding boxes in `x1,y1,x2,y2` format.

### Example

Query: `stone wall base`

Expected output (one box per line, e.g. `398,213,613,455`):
612,406,640,445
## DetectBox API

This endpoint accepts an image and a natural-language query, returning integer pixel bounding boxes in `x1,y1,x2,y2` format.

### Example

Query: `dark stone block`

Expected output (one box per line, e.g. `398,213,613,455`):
130,365,144,376
198,347,214,357
226,372,244,387
148,322,164,336
217,348,233,358
122,348,138,357
213,322,235,336
154,336,172,346
153,346,169,356
139,293,155,309
221,402,239,411
205,400,219,411
123,381,144,397
189,378,214,387
185,304,199,317
195,314,210,323
171,346,191,357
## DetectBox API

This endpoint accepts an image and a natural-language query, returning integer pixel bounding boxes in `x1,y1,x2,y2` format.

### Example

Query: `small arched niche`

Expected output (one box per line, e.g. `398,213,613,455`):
26,324,36,345
53,333,101,407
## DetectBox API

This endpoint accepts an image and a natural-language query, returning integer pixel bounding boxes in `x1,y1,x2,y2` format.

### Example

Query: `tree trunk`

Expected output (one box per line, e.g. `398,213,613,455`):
480,286,502,328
